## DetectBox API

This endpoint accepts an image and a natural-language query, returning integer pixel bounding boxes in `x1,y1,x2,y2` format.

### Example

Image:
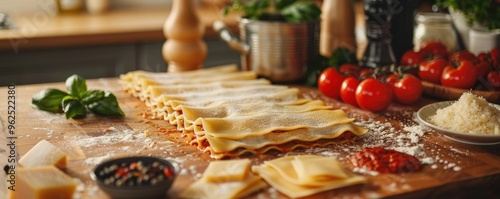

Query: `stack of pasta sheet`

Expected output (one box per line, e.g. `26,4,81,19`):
120,64,368,159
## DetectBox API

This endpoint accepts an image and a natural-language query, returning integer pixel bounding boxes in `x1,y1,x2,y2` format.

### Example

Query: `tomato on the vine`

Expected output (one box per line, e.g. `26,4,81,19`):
449,50,478,64
475,61,491,78
490,47,499,69
418,58,448,83
339,64,361,78
441,60,478,89
318,67,345,99
487,71,500,88
477,52,489,62
359,68,375,80
340,76,360,106
400,50,424,66
386,74,423,104
355,78,393,112
419,41,448,59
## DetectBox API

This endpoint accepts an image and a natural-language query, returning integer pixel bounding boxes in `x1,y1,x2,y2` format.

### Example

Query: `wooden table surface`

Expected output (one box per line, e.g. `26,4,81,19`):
1,78,499,199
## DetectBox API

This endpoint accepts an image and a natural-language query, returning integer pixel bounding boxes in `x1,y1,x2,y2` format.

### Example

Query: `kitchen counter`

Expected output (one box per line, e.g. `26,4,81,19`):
1,79,499,199
0,4,239,52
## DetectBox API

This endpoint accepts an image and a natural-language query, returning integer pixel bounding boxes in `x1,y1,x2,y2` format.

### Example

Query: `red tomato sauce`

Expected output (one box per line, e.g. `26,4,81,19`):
349,147,422,174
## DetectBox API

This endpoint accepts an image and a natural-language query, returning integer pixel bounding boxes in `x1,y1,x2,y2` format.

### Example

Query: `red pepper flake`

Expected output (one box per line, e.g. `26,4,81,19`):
164,167,173,178
349,147,422,174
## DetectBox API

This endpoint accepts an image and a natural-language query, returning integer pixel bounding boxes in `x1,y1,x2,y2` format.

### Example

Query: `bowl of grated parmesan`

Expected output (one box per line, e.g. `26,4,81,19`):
417,92,500,145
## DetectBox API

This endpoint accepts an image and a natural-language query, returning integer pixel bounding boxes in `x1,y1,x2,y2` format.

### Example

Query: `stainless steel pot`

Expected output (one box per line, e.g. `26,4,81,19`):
214,19,319,82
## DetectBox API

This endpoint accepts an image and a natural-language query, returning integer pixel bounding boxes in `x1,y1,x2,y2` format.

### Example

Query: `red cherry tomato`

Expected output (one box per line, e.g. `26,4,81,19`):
475,61,492,78
400,50,424,66
386,74,423,104
419,41,448,59
318,67,346,99
487,71,500,88
418,58,448,83
355,78,393,112
359,68,375,80
441,60,478,89
339,64,361,78
450,50,479,64
340,76,360,106
477,52,490,62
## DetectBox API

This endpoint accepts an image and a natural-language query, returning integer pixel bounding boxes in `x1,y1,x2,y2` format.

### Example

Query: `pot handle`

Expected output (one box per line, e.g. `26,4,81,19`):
213,20,250,54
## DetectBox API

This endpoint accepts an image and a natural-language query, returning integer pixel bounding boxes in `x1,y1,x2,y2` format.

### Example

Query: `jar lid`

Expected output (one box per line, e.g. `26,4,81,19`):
416,12,452,24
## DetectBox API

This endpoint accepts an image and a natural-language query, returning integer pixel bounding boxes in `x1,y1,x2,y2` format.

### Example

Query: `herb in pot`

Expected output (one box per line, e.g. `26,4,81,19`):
32,75,125,119
439,0,500,30
222,0,321,23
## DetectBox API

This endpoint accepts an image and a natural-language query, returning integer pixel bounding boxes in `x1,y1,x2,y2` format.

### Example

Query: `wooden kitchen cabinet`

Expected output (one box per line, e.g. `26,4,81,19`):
0,39,240,86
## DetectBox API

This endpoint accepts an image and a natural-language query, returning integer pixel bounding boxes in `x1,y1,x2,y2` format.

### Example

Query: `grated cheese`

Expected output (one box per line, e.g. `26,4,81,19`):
429,92,500,135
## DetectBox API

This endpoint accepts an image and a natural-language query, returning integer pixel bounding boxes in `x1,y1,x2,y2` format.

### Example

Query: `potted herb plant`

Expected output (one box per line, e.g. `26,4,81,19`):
439,0,500,53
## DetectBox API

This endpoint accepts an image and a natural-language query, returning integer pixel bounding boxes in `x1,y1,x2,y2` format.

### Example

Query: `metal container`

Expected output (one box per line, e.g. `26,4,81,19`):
214,19,319,82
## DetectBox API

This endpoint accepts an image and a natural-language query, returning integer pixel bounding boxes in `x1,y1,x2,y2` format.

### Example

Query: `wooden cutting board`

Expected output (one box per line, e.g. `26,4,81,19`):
1,78,499,199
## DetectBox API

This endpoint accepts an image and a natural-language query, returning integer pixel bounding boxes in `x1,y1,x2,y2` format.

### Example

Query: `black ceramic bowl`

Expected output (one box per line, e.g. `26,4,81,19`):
90,156,179,199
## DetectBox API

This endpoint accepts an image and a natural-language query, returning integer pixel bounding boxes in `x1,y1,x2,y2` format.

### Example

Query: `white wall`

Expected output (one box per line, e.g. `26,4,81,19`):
0,0,172,14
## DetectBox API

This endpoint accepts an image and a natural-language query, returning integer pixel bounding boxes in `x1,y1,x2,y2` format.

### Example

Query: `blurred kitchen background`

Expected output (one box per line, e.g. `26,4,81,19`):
0,0,488,86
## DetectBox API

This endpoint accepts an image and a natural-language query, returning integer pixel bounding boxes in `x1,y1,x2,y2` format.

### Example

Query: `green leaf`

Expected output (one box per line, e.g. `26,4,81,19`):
87,91,125,117
65,74,87,99
275,0,296,10
31,88,69,112
81,90,105,106
281,1,321,23
328,47,358,67
62,96,87,119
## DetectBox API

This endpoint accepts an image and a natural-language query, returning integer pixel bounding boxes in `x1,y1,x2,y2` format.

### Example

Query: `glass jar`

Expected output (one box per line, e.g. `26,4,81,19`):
413,13,457,52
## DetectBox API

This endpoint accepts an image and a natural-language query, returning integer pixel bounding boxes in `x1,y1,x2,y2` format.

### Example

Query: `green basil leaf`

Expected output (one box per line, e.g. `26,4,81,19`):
87,91,125,117
62,96,87,119
31,88,69,112
66,74,87,99
81,90,105,106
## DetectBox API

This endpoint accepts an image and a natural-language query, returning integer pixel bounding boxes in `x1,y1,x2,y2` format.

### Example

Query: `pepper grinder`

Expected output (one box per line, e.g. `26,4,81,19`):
361,0,396,68
162,0,207,72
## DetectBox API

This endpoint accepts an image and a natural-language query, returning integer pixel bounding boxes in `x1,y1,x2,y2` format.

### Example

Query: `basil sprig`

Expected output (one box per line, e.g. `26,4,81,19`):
31,75,125,119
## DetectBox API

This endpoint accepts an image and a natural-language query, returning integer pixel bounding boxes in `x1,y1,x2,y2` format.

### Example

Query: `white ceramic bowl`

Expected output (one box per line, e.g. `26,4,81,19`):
417,101,500,145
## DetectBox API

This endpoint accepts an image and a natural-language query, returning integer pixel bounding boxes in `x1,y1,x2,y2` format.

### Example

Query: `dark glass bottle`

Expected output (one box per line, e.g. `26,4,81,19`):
361,0,396,68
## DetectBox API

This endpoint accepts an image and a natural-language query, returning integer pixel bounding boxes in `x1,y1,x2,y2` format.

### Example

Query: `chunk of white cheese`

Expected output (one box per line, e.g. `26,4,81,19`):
19,140,67,169
10,166,76,199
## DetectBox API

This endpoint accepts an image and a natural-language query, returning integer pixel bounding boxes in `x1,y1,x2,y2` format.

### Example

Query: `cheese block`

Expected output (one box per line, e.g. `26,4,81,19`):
181,159,266,199
202,159,251,182
252,155,366,198
19,140,66,169
11,166,76,199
